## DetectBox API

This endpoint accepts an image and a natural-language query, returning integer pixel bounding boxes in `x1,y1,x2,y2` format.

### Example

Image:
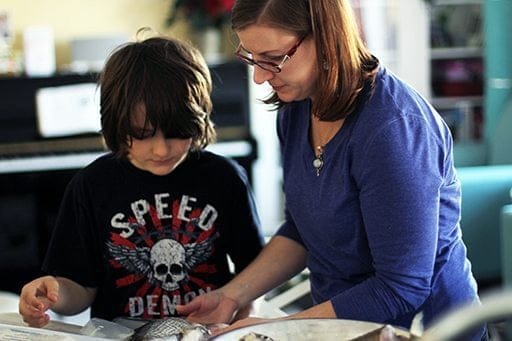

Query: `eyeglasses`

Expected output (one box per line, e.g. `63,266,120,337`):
235,36,306,73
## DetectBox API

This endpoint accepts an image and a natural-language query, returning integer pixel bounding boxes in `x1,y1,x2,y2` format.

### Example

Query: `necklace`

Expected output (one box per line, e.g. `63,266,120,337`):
313,145,325,176
310,115,344,177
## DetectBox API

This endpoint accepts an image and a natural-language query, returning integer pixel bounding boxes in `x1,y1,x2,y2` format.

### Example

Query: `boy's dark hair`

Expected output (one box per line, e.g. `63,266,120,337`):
99,32,216,157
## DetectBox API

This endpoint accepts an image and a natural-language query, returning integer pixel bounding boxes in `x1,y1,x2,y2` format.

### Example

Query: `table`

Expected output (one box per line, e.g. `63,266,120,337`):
0,313,107,340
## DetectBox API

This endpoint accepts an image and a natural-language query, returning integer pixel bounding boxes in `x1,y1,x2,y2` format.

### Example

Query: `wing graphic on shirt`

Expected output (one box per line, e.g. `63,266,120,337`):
107,241,151,276
184,239,214,269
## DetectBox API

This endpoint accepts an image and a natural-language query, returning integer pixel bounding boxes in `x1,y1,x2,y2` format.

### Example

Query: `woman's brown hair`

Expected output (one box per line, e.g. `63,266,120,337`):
231,0,378,121
100,30,216,157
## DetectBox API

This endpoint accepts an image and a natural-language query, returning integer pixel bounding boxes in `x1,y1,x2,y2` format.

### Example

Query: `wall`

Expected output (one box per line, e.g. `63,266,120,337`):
0,0,177,69
248,72,284,235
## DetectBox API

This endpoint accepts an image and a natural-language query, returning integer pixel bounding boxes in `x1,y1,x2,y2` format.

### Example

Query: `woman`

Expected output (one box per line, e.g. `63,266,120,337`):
177,0,486,339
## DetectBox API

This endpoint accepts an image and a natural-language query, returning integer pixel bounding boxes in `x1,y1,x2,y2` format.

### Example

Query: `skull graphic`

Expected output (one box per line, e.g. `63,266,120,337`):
150,239,187,291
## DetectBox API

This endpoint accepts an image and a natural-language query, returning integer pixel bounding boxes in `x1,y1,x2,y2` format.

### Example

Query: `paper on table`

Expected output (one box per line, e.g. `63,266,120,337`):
0,323,107,340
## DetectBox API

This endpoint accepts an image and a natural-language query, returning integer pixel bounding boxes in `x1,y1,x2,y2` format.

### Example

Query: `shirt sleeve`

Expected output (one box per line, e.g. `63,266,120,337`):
331,113,447,323
274,106,306,246
42,172,103,288
275,208,305,246
223,159,265,274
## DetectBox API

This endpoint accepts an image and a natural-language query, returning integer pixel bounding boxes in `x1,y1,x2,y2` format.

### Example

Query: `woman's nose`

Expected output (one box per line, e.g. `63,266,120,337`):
253,66,274,85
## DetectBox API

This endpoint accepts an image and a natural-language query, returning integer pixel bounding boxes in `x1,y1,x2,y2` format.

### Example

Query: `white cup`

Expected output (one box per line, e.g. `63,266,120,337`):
23,26,56,77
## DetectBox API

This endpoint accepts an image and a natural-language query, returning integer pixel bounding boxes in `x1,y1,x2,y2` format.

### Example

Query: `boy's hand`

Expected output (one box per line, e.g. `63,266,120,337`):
19,276,59,327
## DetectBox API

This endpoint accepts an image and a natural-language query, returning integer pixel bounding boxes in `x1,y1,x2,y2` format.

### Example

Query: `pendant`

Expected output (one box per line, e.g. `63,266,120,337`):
313,153,324,176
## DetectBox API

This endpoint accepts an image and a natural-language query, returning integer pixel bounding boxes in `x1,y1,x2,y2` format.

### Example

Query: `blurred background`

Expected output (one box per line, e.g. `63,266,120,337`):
0,0,511,326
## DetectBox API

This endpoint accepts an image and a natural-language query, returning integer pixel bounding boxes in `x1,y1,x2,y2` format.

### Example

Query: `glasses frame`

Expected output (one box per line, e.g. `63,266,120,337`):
235,36,306,73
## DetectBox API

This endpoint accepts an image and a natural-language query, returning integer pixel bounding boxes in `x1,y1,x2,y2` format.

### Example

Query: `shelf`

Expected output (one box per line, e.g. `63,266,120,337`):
432,0,482,5
431,95,483,109
430,46,482,60
428,0,484,150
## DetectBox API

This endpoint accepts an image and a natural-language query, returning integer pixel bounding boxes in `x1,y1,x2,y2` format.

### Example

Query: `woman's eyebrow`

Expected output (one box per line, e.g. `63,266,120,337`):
241,44,283,57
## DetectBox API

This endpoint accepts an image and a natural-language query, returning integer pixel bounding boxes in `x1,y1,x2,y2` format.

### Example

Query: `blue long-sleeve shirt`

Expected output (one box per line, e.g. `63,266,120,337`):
276,67,480,331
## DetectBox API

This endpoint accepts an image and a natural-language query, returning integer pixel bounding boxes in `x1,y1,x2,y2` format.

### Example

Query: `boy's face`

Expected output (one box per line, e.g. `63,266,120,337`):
126,104,192,176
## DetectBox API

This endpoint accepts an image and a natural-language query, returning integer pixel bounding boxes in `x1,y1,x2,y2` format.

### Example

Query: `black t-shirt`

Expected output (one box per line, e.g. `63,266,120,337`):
43,150,263,320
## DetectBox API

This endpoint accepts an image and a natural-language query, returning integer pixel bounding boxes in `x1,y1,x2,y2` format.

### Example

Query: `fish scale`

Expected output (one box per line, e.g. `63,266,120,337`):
131,317,210,341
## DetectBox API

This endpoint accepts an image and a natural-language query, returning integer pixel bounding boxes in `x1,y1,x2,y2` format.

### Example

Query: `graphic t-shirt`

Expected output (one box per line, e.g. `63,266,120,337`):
43,150,263,320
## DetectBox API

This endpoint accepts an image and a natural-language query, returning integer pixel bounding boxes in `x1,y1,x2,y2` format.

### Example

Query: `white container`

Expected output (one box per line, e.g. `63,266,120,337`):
23,26,56,77
69,34,129,73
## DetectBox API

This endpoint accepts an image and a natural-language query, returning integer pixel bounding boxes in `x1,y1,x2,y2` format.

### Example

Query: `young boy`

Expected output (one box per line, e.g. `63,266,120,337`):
19,33,264,327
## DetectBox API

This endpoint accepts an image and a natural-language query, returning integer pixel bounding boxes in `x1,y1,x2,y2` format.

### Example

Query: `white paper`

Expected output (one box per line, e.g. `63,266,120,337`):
36,83,101,138
0,323,106,340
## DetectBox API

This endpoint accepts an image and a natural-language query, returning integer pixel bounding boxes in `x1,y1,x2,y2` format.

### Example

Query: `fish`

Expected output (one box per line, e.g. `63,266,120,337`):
348,324,410,341
238,332,275,341
130,317,210,341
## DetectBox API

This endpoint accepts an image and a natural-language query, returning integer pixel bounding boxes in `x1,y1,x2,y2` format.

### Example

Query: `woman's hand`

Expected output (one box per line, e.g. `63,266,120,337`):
176,289,239,325
19,276,60,327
